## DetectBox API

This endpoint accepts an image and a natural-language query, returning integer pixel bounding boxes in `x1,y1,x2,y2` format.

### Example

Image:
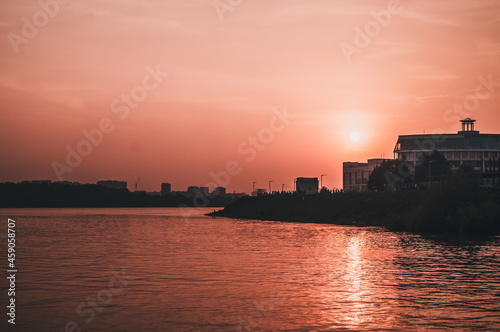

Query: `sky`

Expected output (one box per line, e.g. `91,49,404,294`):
1,0,499,193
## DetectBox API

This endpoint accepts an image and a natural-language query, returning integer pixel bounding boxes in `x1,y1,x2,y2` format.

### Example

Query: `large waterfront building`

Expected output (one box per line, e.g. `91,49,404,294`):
343,159,388,192
343,119,500,191
394,118,500,173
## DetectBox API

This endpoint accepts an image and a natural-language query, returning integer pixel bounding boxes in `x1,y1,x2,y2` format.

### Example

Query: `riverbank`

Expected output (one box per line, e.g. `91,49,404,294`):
209,186,500,235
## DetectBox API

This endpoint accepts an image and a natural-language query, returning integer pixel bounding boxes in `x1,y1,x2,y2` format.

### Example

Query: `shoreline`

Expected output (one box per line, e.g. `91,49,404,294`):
208,187,500,235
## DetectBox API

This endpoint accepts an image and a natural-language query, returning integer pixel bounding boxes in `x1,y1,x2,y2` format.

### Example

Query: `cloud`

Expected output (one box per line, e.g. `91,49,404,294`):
414,73,461,81
0,74,84,110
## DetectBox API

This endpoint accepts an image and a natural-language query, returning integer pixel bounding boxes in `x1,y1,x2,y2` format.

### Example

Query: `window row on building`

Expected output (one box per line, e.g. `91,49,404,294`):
398,150,500,161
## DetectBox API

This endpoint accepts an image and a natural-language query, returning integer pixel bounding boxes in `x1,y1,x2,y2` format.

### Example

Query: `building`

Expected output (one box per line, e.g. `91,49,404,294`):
97,180,127,190
54,181,81,186
252,188,267,196
226,192,246,199
200,187,210,196
161,183,171,196
187,186,199,195
32,180,53,184
213,187,226,196
394,118,500,174
343,159,388,192
296,177,319,195
22,180,52,185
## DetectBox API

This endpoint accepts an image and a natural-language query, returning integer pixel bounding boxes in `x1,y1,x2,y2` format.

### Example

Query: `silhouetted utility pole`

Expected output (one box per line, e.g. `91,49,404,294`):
253,182,257,196
135,177,141,191
428,160,433,188
269,181,272,194
281,184,285,192
321,174,327,189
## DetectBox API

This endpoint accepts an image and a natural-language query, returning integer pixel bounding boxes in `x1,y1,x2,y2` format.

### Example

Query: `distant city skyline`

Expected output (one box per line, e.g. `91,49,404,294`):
1,0,500,193
7,178,300,195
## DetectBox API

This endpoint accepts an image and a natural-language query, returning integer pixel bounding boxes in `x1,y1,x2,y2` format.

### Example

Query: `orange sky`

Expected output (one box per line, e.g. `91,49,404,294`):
1,0,499,193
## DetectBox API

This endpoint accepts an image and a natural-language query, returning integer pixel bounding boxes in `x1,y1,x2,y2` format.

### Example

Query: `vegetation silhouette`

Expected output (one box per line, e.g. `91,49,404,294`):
367,159,411,191
211,169,500,235
414,150,451,183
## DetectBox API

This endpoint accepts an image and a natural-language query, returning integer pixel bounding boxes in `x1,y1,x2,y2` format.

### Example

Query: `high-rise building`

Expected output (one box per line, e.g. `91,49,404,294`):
187,186,199,196
214,187,226,196
161,183,171,196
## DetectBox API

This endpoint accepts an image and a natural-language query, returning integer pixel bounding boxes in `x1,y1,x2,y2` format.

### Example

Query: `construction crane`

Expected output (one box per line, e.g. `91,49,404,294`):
135,177,141,191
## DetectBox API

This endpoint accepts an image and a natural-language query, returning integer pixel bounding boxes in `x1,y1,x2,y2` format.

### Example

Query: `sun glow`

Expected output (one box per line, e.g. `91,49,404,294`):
350,132,361,142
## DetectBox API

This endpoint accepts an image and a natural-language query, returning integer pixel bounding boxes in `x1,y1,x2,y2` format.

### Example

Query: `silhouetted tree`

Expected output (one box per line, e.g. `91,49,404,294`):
368,159,404,191
414,150,450,183
447,164,480,190
0,182,237,208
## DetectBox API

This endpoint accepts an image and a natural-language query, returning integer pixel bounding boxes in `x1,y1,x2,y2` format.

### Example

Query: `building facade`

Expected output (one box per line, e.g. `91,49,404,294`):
97,180,127,190
161,183,171,196
214,187,226,196
343,159,388,192
200,187,210,196
252,188,267,196
296,177,319,195
393,118,500,174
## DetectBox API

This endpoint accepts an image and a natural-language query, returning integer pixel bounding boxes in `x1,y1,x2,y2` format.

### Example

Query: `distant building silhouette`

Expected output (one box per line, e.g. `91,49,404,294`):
54,181,82,186
97,180,127,190
226,192,246,199
343,159,388,192
161,183,171,196
25,180,52,185
176,185,229,198
187,186,199,196
200,187,210,196
296,177,319,195
253,188,267,196
214,187,226,196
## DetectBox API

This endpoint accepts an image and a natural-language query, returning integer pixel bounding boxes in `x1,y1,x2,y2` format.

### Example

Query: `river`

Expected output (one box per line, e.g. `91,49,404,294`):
0,208,499,331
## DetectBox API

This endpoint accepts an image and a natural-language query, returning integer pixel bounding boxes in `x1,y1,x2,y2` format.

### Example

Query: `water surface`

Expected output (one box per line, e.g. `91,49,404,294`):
0,208,499,331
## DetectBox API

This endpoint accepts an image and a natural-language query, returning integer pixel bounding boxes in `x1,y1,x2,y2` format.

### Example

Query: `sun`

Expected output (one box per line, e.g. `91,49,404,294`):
350,132,361,142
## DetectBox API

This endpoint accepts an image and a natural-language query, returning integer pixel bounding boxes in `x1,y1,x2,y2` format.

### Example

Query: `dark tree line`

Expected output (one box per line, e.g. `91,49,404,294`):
0,182,235,208
367,150,468,191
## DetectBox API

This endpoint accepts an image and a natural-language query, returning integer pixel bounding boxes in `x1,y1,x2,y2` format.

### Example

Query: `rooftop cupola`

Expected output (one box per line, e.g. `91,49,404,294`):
459,118,479,134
